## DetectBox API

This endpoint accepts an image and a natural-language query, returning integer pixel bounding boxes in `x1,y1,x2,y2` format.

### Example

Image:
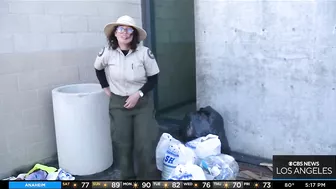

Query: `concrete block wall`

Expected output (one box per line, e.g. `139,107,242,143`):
195,0,336,159
0,0,142,178
153,0,196,110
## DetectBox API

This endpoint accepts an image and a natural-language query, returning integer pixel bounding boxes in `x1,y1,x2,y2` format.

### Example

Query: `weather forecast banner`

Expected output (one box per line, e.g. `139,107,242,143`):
2,180,336,189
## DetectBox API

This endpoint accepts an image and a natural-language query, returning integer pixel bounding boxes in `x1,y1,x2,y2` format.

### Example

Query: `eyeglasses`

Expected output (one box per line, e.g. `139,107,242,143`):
116,26,134,34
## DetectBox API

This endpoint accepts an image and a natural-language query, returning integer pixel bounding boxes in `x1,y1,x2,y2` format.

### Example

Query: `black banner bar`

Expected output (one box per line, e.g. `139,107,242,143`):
273,180,336,189
0,181,8,188
3,180,336,189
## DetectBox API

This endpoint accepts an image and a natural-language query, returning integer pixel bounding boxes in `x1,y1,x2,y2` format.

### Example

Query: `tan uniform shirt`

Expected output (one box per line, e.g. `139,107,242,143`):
94,45,160,96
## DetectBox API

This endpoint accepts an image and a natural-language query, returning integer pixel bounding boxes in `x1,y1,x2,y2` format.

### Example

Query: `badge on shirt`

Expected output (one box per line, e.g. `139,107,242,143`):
147,48,155,59
98,47,105,57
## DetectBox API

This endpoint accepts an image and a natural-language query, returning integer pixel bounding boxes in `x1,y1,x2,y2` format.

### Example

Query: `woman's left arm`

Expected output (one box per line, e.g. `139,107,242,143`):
139,74,158,95
139,48,160,95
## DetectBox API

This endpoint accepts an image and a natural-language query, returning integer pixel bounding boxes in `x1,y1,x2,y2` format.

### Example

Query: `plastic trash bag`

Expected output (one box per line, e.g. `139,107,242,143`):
168,162,206,180
57,168,75,180
161,143,196,180
185,134,221,159
181,106,231,154
158,121,184,141
24,163,58,180
197,154,239,180
156,133,183,171
2,166,75,181
26,164,57,176
25,170,48,180
2,176,17,180
2,173,26,181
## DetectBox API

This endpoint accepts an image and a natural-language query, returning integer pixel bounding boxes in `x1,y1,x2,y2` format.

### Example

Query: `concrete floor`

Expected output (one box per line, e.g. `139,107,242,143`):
41,161,272,181
7,104,272,180
14,154,271,180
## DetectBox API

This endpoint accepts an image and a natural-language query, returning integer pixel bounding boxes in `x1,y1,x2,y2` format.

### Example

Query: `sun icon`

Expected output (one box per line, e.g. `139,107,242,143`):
133,183,138,188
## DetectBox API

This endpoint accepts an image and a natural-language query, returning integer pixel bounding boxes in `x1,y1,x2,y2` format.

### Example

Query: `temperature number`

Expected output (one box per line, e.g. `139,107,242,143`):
111,182,121,188
263,182,271,188
233,182,242,188
202,182,211,188
172,182,181,188
142,182,151,188
81,182,89,188
285,182,294,187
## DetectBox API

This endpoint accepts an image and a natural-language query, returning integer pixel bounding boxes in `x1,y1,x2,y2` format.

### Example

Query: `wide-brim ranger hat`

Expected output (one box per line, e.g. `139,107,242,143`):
103,15,147,41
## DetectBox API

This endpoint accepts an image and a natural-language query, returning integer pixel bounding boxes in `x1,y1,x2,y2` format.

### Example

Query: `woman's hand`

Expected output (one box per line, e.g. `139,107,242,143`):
103,87,112,97
124,92,140,109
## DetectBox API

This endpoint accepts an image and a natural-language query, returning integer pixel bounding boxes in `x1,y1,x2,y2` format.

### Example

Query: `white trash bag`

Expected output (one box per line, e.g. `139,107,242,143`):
185,134,221,159
161,143,196,180
156,133,182,171
179,144,197,166
168,162,206,180
198,154,239,180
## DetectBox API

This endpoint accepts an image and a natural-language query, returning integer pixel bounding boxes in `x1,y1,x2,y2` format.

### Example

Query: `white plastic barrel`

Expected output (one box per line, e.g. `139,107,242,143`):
52,83,113,175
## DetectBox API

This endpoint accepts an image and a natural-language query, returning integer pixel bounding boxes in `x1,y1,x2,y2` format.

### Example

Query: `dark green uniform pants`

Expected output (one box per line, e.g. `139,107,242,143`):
109,92,159,180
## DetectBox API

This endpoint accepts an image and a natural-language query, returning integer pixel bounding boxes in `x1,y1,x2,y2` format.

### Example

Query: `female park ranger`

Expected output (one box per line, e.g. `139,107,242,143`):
94,15,160,180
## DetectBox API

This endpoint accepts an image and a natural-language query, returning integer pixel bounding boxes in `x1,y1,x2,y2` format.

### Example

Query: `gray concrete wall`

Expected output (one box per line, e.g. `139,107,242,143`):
0,0,142,178
195,0,336,159
153,0,196,110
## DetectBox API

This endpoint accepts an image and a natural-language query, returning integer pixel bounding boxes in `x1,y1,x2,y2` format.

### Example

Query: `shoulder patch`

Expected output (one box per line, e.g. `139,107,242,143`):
98,47,105,57
147,48,155,59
